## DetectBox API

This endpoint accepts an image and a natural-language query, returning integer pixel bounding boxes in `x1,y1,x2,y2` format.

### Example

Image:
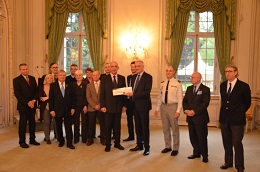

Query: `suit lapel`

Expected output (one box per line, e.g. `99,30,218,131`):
55,82,64,98
135,72,145,91
229,79,240,99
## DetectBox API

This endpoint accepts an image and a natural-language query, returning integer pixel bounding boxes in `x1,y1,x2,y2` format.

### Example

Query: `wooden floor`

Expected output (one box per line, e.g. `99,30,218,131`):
0,123,259,172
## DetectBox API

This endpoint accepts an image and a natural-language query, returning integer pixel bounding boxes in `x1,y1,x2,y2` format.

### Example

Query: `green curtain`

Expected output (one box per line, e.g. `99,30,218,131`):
46,0,107,71
169,11,190,71
166,0,236,81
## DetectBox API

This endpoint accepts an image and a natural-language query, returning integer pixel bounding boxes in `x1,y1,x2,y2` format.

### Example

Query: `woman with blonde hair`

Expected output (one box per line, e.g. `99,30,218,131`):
39,74,56,144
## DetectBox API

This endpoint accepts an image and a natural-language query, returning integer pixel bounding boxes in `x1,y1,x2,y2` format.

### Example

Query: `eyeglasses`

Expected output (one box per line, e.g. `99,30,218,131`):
225,70,235,73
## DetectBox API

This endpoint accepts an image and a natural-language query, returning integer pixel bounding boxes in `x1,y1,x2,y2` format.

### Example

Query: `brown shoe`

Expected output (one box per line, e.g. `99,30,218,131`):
100,139,106,146
46,139,52,144
86,139,94,146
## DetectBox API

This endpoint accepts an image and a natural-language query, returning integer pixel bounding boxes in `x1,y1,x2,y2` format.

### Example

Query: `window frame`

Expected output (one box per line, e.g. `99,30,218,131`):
177,11,220,94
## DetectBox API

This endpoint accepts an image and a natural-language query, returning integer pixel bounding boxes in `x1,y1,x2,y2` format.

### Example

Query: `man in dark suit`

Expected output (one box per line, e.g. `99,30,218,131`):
123,61,136,141
39,63,59,86
13,63,40,148
100,61,127,152
66,64,78,84
182,72,210,163
100,62,111,79
126,60,153,156
219,64,251,172
49,69,75,149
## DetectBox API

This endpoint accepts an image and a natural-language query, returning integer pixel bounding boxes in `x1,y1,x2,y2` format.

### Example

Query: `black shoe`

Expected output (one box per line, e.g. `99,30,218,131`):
74,140,79,144
143,149,150,156
237,169,244,172
105,146,111,152
20,143,29,148
129,146,143,151
202,157,208,163
58,143,64,147
67,145,75,149
123,137,134,141
220,164,233,169
171,150,179,156
188,154,200,159
114,144,125,150
29,140,40,146
161,148,172,153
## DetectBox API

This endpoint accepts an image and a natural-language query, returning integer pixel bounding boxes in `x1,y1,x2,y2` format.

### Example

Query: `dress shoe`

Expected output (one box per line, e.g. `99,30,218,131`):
67,145,75,149
202,157,208,163
46,140,52,144
74,140,79,144
58,143,64,147
114,144,125,150
220,164,233,169
143,149,150,156
188,154,200,159
105,146,111,152
86,139,94,146
29,140,40,146
237,169,244,172
20,143,29,148
129,146,143,151
161,148,172,153
123,137,134,141
100,139,106,146
171,150,179,156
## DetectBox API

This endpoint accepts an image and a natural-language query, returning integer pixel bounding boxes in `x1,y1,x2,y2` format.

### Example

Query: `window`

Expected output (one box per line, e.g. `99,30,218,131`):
177,11,220,93
59,12,93,76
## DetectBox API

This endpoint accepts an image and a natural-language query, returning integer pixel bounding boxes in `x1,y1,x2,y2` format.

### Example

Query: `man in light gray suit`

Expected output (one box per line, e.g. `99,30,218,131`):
86,71,106,146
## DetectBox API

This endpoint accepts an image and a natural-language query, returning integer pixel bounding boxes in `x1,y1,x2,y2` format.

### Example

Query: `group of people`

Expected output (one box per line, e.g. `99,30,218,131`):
153,64,250,172
13,61,250,172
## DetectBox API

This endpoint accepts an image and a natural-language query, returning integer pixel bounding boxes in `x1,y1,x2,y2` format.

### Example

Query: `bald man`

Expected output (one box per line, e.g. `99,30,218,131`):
183,72,210,163
100,61,127,152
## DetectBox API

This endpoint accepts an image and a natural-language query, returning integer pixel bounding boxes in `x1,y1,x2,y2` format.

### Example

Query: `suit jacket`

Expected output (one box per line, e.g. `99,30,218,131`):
100,74,127,113
72,82,88,107
49,81,75,117
219,79,251,126
183,83,210,125
86,81,100,112
66,75,76,85
13,74,38,111
131,72,153,112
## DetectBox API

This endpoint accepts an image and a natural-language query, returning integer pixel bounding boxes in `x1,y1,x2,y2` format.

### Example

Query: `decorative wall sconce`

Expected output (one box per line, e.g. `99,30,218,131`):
121,29,149,60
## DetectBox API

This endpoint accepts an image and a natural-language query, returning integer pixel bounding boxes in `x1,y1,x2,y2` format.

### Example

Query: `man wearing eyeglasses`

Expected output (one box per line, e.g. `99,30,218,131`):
219,64,251,172
39,63,59,86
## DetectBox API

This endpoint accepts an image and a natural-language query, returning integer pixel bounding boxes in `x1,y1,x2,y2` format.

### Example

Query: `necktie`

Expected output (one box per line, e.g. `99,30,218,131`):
193,85,196,95
61,82,65,97
129,77,132,87
227,83,232,98
165,80,169,104
133,75,140,92
113,75,117,88
95,82,99,93
26,76,30,85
